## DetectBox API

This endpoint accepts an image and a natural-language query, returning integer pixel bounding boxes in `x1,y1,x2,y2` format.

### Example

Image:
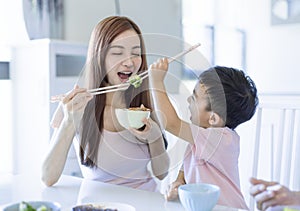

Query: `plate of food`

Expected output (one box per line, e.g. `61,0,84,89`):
3,201,61,211
72,202,136,211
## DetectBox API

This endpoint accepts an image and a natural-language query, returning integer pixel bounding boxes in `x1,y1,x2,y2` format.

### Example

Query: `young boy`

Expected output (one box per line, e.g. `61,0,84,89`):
149,58,259,209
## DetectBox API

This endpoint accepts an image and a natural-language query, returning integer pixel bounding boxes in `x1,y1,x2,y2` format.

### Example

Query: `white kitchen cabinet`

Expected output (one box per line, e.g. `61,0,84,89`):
11,39,87,176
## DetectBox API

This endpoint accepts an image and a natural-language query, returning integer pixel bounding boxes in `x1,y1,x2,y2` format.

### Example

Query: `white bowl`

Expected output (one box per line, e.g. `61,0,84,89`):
178,183,220,211
115,108,150,129
3,201,61,211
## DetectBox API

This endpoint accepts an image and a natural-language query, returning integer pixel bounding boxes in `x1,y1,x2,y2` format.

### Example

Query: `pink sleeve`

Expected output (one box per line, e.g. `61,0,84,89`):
50,104,64,128
207,129,240,180
190,125,238,162
190,124,240,180
189,124,222,161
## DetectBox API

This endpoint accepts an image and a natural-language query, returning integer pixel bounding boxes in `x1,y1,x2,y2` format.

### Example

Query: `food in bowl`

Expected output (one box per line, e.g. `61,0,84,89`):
72,202,135,211
178,183,220,211
115,104,151,129
128,105,150,111
72,204,117,211
3,201,61,211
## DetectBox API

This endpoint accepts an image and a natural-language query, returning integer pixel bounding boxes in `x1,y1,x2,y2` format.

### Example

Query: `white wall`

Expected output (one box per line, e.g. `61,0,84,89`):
63,0,182,44
243,0,300,93
64,0,116,43
0,0,29,45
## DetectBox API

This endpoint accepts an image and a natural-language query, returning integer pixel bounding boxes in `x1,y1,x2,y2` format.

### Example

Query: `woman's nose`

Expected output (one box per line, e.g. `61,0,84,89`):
122,56,134,67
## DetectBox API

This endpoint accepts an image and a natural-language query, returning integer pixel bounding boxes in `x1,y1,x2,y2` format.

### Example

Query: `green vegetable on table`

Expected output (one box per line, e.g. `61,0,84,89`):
37,205,48,211
19,202,48,211
129,75,143,88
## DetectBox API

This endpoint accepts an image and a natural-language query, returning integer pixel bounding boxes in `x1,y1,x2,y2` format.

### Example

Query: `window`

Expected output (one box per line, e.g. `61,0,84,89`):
182,0,246,77
0,61,12,173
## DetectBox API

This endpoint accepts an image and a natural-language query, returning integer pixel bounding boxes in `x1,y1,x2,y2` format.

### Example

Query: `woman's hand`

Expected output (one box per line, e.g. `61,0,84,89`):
129,117,162,144
61,85,93,124
249,177,300,210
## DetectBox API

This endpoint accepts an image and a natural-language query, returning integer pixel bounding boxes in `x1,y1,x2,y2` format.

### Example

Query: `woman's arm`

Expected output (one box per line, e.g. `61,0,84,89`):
130,118,170,180
41,119,76,186
41,85,92,186
148,133,169,180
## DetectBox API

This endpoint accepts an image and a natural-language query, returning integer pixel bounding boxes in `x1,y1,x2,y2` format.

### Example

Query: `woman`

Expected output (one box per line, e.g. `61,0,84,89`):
42,16,169,192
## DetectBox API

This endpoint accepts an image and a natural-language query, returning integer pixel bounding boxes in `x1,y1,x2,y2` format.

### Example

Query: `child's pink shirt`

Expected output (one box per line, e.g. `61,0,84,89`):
183,124,248,210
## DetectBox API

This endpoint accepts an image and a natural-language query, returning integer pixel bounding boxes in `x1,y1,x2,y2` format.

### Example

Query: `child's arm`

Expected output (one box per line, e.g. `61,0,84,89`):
149,58,194,144
165,170,186,201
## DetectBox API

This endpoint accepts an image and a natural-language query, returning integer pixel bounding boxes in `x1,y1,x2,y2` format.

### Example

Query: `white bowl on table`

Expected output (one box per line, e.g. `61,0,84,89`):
178,183,220,211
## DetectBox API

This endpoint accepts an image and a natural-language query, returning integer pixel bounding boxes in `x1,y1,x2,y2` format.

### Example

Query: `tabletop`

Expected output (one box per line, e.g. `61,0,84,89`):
0,174,242,211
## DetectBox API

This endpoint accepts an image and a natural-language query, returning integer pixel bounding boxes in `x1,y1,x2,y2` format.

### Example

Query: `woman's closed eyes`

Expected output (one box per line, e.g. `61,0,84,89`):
109,46,141,57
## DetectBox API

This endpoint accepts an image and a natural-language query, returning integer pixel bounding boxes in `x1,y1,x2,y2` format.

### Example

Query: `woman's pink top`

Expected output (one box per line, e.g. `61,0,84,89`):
74,129,157,192
51,105,157,192
183,124,248,209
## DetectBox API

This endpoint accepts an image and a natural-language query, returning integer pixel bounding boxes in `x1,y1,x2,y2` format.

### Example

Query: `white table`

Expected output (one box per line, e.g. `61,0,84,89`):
0,174,242,211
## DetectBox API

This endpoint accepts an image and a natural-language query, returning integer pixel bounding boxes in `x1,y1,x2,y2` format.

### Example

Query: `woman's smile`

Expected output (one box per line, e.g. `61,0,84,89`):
117,71,133,82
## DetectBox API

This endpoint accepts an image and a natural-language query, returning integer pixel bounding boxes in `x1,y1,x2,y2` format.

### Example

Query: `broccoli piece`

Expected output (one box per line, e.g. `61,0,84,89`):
19,202,36,211
129,75,143,88
19,202,49,211
37,205,48,211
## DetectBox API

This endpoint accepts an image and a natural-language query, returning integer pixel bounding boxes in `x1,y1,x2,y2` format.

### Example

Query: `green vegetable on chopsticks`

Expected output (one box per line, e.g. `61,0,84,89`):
129,75,143,88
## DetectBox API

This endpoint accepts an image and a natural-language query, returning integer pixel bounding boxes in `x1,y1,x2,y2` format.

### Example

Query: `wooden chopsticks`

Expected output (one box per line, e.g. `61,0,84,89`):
50,71,148,102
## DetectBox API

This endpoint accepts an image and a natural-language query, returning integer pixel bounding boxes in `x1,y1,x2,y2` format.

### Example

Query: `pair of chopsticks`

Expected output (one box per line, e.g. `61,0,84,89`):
50,43,201,102
87,70,150,95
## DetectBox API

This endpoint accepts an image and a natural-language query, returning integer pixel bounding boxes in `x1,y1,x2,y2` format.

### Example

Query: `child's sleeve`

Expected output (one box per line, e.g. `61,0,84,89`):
191,124,240,178
189,124,224,162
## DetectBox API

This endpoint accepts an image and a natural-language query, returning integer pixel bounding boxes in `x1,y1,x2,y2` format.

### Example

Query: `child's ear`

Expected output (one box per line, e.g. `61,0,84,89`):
209,112,224,126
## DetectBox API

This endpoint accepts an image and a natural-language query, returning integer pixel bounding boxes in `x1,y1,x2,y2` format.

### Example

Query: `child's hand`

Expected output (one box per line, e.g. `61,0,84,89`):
149,58,169,81
165,181,185,201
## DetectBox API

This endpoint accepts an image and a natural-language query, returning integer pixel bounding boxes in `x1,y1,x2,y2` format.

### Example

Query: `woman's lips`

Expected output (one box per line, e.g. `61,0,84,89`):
117,71,133,82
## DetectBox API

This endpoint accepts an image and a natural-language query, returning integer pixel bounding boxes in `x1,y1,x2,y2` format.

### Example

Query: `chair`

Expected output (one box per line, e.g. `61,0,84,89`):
249,94,300,210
